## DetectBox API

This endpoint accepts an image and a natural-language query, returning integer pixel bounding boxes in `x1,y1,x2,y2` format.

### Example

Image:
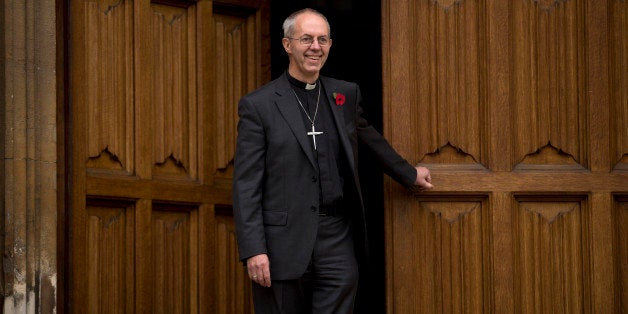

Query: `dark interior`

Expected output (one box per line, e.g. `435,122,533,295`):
270,1,385,312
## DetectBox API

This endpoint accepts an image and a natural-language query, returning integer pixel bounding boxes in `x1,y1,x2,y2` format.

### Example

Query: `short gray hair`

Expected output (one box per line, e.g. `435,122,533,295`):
282,8,330,38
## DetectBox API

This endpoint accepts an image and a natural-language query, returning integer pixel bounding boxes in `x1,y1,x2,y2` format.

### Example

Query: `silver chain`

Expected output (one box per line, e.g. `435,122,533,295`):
291,83,321,126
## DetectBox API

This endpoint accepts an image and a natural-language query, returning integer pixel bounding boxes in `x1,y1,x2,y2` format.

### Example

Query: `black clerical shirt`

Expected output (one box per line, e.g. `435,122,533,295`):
287,72,344,208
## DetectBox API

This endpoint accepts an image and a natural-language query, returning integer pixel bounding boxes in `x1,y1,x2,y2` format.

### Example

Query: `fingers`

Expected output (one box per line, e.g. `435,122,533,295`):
416,180,434,192
421,181,434,189
251,265,270,287
415,166,434,191
247,254,271,287
261,267,271,287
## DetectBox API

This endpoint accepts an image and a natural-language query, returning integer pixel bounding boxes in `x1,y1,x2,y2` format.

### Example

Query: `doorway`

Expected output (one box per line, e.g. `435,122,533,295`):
270,1,385,312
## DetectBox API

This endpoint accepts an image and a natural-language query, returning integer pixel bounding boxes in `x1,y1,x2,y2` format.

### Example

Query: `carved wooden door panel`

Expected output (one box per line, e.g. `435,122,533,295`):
68,0,269,312
382,0,627,312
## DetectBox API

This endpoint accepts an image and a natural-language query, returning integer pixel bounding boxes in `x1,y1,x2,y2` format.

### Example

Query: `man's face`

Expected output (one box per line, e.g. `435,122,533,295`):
282,13,332,81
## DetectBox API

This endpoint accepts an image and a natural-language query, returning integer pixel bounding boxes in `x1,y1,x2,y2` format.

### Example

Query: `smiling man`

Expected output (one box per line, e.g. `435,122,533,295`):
282,11,330,83
232,8,433,313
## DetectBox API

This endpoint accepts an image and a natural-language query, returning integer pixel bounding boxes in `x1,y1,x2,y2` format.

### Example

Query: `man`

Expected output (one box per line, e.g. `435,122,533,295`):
233,8,433,313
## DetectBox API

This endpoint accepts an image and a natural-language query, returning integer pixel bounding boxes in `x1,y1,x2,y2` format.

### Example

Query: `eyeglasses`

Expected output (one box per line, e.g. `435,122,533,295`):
287,35,331,46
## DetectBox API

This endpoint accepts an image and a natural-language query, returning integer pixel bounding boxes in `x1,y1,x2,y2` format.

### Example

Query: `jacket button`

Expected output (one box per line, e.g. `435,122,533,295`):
311,176,317,182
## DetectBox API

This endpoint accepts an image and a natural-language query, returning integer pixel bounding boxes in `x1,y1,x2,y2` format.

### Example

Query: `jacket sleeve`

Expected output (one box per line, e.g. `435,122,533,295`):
353,85,417,188
232,96,268,262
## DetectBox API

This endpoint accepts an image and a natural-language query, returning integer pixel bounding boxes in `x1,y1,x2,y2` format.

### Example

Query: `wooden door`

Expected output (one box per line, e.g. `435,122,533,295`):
382,0,627,312
68,0,269,312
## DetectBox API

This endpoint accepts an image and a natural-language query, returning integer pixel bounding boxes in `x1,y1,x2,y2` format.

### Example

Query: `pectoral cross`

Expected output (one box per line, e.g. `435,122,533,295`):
307,124,323,150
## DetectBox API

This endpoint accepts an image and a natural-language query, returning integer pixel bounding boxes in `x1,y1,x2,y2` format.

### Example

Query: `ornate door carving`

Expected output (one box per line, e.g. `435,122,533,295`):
68,0,269,311
382,0,627,312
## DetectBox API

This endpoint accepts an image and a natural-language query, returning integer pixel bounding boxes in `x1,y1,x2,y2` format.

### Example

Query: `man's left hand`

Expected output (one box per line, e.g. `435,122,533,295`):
414,166,434,191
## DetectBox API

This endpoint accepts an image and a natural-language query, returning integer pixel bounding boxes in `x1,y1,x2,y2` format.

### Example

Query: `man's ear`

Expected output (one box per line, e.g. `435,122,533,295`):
282,38,291,53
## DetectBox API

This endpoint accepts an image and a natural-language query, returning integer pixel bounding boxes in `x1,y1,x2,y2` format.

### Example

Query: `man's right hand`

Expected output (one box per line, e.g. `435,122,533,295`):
247,254,271,287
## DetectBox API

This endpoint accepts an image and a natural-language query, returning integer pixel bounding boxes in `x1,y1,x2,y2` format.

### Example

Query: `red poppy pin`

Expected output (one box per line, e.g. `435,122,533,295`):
333,92,345,106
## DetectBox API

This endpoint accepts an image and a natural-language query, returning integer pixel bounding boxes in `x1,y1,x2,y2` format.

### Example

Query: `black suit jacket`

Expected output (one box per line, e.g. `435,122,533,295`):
233,74,416,280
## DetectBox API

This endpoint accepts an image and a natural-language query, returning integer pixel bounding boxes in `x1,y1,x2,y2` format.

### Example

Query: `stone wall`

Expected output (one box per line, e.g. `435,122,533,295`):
2,0,58,313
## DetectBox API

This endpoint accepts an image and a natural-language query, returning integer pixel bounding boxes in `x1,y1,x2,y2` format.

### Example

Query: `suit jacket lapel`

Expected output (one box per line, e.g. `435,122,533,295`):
274,76,317,168
321,77,357,177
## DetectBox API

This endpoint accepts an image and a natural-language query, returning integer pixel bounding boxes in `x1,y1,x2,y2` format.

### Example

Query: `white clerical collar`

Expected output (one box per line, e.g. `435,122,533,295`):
286,72,318,91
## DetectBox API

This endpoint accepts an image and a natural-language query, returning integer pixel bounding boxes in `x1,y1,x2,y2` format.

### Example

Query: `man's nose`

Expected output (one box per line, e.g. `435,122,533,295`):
309,39,322,49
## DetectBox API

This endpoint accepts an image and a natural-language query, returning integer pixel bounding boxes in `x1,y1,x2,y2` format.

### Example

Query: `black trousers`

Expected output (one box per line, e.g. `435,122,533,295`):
252,215,359,314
